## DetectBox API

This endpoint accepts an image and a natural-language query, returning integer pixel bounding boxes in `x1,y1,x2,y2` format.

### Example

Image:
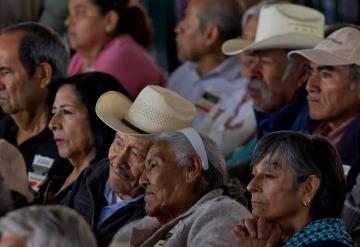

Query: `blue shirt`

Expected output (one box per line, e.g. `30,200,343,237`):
97,183,144,227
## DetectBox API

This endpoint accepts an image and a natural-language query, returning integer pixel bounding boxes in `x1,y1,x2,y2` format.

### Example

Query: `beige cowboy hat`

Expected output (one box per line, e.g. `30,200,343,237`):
222,3,325,55
96,85,196,135
288,27,360,66
0,139,34,202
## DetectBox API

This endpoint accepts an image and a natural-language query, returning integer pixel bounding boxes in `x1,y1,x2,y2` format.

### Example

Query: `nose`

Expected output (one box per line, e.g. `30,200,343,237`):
248,57,263,81
65,13,73,27
139,169,149,187
246,175,261,193
48,111,61,131
175,20,184,34
306,71,320,93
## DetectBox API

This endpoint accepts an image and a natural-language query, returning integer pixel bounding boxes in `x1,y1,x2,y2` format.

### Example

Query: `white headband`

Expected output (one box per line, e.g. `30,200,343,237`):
178,127,209,170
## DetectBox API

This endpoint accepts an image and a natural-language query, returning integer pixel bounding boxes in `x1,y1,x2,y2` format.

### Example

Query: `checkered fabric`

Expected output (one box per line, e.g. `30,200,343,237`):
283,218,354,247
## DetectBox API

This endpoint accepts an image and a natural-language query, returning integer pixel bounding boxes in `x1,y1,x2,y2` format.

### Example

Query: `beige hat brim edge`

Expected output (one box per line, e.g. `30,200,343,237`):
222,34,323,55
95,91,152,136
288,49,354,66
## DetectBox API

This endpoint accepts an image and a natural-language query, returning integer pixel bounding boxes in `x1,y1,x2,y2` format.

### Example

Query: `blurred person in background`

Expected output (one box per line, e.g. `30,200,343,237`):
66,0,165,98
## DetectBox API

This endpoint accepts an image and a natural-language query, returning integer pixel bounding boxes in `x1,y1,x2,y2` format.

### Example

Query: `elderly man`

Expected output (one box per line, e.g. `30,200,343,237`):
0,22,69,192
289,27,360,191
167,0,245,127
63,85,196,247
111,128,250,246
222,3,325,139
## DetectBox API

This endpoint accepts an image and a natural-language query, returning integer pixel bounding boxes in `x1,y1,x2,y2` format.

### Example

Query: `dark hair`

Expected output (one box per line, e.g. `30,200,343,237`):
47,72,131,159
1,22,69,79
251,131,346,220
91,0,153,48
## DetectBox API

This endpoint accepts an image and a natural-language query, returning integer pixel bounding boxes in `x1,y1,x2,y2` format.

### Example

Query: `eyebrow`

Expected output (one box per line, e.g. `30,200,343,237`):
317,65,335,72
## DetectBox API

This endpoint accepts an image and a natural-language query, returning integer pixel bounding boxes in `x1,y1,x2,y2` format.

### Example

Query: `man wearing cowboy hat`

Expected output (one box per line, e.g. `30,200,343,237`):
288,27,360,244
62,85,196,247
222,3,325,138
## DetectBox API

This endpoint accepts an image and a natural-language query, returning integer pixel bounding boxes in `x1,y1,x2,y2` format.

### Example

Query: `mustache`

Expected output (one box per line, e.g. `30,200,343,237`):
110,162,138,183
247,79,269,96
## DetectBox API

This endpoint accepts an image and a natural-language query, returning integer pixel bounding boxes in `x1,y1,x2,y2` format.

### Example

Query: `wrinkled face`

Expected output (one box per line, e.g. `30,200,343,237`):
140,142,190,219
247,155,305,223
0,230,27,247
306,63,360,126
247,49,293,114
108,133,151,199
175,0,207,62
0,32,44,115
49,84,95,162
66,0,109,52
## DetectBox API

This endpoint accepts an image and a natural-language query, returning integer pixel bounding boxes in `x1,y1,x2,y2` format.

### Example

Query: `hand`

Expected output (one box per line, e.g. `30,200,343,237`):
232,218,283,247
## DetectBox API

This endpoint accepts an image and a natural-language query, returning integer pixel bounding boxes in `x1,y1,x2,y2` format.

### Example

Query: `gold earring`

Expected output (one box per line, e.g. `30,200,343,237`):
303,198,311,207
105,26,112,33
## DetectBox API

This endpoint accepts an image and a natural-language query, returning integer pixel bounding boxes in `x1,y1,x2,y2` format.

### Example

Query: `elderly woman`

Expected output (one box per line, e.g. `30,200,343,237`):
111,127,250,246
66,0,165,98
33,72,130,204
233,131,355,246
0,205,97,247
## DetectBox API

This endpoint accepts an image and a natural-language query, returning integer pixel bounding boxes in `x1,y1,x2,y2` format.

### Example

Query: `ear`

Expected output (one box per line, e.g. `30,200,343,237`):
104,10,119,34
185,155,202,184
302,174,320,206
36,62,53,88
203,25,220,47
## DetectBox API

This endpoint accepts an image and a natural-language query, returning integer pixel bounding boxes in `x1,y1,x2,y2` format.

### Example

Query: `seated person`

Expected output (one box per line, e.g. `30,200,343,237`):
111,128,250,246
66,0,165,98
288,27,360,192
63,85,196,246
33,72,130,204
0,205,97,247
233,131,354,246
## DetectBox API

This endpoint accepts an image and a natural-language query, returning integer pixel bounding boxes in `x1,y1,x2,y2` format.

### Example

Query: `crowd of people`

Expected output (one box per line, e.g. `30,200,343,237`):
0,0,359,246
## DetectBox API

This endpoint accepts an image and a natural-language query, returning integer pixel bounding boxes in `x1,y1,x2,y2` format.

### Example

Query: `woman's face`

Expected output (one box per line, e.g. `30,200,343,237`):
66,0,109,52
247,154,306,223
49,84,95,163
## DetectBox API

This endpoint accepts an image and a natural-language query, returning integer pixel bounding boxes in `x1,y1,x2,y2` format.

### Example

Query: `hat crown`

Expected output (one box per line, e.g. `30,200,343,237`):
316,27,360,64
125,85,196,133
255,3,324,44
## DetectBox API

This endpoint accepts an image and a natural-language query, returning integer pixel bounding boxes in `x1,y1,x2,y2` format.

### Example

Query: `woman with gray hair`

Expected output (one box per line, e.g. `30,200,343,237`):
111,128,250,246
0,205,97,247
233,131,354,246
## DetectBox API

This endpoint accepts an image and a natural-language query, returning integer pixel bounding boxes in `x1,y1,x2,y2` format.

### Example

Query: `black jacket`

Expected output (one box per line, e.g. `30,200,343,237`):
62,159,146,247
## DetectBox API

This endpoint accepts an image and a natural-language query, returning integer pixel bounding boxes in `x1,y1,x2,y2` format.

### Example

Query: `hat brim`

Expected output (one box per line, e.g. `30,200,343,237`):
222,34,323,55
96,91,150,136
288,49,353,66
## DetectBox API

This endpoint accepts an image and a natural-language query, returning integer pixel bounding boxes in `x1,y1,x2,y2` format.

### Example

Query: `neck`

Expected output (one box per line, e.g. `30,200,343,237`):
278,213,311,241
327,111,359,130
13,106,49,145
196,51,227,77
157,193,202,225
68,147,96,172
79,37,113,71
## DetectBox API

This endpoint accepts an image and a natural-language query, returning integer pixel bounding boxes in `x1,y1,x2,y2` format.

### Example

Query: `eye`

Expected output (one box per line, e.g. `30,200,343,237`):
0,69,10,77
320,70,332,79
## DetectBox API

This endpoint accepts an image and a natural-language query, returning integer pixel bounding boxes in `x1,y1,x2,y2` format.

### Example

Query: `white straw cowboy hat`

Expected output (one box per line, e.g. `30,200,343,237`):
0,139,34,202
222,3,325,55
288,27,360,66
96,85,196,135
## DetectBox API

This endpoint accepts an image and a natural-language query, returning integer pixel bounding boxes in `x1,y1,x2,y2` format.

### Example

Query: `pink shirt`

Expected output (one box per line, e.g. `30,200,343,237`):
68,34,165,98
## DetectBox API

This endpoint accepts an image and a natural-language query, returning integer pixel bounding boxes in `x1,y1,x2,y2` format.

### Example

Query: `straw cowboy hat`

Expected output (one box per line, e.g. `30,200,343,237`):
222,3,325,55
96,85,196,135
0,139,34,202
288,27,360,66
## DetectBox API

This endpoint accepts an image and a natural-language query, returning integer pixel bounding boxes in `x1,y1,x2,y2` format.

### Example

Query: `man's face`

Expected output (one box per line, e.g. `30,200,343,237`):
306,62,360,127
0,32,43,115
247,49,294,114
140,142,192,222
108,132,152,199
175,0,207,62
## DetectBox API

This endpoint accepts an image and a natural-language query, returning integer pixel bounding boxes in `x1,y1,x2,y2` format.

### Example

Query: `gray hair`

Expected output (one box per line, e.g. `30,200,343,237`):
0,206,97,247
197,0,243,43
251,131,346,219
155,131,248,205
348,64,360,90
1,22,69,79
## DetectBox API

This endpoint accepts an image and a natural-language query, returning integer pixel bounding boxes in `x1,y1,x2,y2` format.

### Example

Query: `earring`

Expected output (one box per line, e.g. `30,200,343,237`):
303,198,311,207
105,26,112,33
